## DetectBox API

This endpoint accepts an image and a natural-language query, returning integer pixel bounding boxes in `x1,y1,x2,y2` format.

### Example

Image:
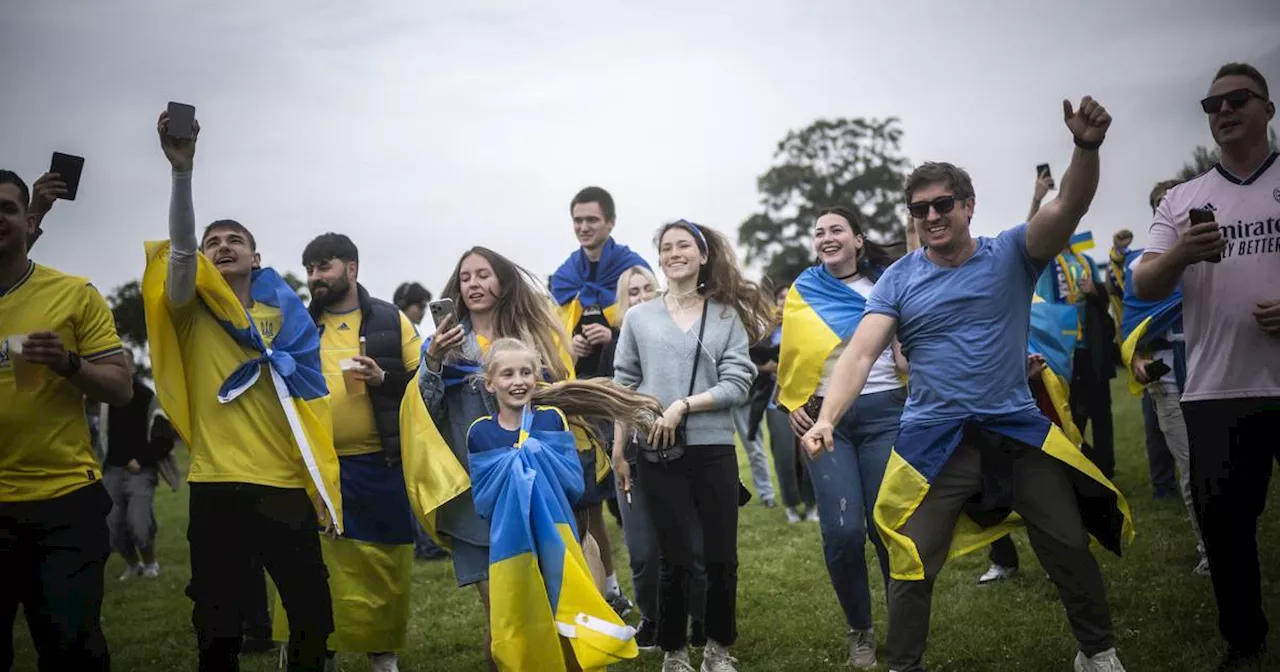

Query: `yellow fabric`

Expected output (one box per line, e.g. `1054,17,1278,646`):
776,284,844,412
399,378,471,546
1119,315,1155,397
1039,367,1083,446
0,264,123,502
142,241,343,529
271,537,413,652
320,309,421,456
557,298,622,342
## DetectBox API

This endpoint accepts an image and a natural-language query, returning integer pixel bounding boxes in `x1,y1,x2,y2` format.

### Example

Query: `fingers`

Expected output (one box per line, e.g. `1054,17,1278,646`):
1062,99,1074,121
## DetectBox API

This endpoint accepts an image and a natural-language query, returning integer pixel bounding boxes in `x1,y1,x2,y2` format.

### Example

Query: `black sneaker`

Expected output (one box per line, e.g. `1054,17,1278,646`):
635,618,659,651
1218,647,1264,671
690,620,707,648
606,591,634,619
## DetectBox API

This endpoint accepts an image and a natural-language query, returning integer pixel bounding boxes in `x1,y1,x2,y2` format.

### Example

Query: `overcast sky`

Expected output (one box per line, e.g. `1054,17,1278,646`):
4,0,1278,301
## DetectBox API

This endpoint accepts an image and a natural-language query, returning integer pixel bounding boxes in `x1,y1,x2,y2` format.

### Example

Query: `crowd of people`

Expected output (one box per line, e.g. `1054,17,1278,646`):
0,61,1276,672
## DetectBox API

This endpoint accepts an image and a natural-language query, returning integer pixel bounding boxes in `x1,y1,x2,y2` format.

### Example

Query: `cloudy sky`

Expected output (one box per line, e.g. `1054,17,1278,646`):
4,0,1278,301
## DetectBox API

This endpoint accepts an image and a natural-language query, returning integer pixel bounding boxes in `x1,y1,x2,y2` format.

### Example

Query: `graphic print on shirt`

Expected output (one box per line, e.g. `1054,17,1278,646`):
1213,200,1280,259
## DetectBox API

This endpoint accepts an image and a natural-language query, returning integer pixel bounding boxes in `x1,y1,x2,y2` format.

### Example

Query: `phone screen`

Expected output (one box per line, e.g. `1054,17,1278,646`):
49,153,85,201
1036,163,1055,188
166,102,197,139
1189,208,1215,224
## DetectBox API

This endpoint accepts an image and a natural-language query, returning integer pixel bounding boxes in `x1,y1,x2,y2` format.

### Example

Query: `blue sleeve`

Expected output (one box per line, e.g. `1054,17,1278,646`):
865,262,904,319
999,223,1048,285
533,407,568,432
466,418,492,454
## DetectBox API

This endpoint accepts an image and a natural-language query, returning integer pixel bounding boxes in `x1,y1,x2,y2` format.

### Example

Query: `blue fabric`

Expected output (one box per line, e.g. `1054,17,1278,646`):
894,410,1053,483
1120,250,1183,347
793,265,869,341
337,453,415,545
216,267,327,401
466,408,569,455
1029,300,1079,379
1035,253,1096,349
866,224,1048,426
549,238,650,309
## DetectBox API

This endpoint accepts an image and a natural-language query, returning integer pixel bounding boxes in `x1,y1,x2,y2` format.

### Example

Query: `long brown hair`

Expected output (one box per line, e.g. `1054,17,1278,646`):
655,221,773,344
443,247,572,381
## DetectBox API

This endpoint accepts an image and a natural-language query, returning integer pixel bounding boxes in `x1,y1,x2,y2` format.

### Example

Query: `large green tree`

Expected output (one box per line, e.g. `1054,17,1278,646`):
739,117,910,284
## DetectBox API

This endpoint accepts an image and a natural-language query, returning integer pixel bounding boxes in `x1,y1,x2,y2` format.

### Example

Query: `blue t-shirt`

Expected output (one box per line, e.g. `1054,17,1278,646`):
466,406,567,454
866,223,1049,426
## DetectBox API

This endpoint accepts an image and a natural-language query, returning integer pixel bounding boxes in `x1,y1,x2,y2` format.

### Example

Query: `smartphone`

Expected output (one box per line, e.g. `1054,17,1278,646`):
1189,208,1220,263
1144,359,1172,381
428,298,456,328
1037,163,1055,190
49,152,85,201
166,102,197,139
577,304,609,333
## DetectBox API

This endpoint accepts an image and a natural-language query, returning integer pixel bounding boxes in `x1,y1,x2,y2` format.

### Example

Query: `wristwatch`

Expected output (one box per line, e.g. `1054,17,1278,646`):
57,351,82,378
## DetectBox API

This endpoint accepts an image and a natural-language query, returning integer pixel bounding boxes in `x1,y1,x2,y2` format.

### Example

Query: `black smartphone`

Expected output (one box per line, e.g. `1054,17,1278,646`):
428,298,456,328
1037,163,1055,190
49,152,85,201
1189,208,1220,263
1144,359,1172,381
166,102,197,139
577,304,609,333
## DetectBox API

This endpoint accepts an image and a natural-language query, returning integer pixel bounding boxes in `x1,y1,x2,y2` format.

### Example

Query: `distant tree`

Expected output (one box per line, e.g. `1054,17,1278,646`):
739,117,911,284
1178,128,1278,180
105,280,151,379
283,271,309,302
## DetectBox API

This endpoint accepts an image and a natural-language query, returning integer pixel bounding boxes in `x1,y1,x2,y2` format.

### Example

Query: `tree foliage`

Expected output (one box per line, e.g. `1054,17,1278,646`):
1178,128,1278,180
283,271,309,302
105,280,150,378
739,117,910,284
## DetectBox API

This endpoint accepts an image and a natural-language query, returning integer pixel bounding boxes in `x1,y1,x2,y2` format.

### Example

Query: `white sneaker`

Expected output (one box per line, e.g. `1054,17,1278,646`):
118,563,142,581
849,628,876,668
1074,648,1126,672
1193,556,1211,577
700,640,740,672
368,652,399,672
662,649,696,672
323,655,338,672
804,508,820,523
785,507,803,524
141,563,160,578
977,564,1017,585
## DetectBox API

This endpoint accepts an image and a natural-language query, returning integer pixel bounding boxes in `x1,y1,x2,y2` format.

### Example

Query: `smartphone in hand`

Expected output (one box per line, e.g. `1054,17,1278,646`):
1189,208,1221,263
1144,359,1172,381
49,153,85,201
428,298,457,328
1037,163,1055,190
166,102,197,139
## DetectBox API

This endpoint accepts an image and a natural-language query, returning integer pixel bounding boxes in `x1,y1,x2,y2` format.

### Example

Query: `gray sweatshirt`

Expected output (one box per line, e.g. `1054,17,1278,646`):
613,298,757,447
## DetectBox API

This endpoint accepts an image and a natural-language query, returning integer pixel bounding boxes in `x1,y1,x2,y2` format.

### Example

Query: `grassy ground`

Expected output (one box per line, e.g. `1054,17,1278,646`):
13,378,1279,671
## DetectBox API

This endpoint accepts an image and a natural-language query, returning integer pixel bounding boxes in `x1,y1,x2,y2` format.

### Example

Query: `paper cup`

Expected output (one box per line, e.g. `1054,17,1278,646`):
339,358,366,395
6,335,42,389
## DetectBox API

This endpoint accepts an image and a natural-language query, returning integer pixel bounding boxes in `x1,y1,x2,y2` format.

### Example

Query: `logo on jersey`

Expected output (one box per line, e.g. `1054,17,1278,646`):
1201,202,1217,212
338,322,350,331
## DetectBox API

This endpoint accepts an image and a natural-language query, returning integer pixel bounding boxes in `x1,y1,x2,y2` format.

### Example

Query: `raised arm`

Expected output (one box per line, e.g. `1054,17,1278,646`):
1024,97,1112,262
158,110,201,307
802,312,898,454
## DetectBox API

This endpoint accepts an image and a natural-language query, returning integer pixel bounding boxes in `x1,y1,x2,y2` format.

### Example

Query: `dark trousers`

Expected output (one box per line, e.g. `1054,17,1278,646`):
1182,397,1280,655
1142,391,1177,496
241,556,271,643
885,440,1113,672
1070,350,1115,479
988,534,1019,568
187,483,333,672
637,445,739,652
0,483,111,672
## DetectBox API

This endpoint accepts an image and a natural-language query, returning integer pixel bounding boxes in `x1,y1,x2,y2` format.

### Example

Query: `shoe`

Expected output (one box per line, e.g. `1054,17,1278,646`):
804,508,820,523
761,497,778,509
1073,648,1126,671
977,564,1017,585
785,507,803,524
662,649,696,672
1193,556,1211,577
606,591,634,619
368,652,399,672
635,618,659,651
700,640,740,672
690,620,707,648
1218,647,1265,671
118,563,142,581
141,563,160,578
848,628,876,669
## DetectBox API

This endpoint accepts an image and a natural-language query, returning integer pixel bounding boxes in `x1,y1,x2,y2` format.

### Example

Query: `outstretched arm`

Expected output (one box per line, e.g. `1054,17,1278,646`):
1025,97,1112,262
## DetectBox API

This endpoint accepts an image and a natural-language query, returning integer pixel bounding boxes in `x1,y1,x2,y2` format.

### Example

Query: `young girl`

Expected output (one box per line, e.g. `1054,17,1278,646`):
467,338,662,671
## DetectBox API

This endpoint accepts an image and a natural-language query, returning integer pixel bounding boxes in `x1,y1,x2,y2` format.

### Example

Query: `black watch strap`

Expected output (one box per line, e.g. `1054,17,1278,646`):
58,351,82,377
1073,135,1103,151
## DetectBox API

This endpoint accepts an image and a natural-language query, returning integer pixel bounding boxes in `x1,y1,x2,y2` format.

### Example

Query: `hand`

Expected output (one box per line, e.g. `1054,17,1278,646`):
157,110,200,172
20,332,73,373
1033,172,1053,202
1026,354,1047,380
29,172,68,215
1062,96,1112,145
1131,352,1152,384
126,459,142,474
800,418,835,458
571,333,593,359
1172,222,1227,266
1079,272,1096,295
1255,300,1280,338
788,407,814,437
424,315,465,369
646,400,688,449
581,323,613,347
1112,229,1134,250
612,449,631,495
350,355,386,386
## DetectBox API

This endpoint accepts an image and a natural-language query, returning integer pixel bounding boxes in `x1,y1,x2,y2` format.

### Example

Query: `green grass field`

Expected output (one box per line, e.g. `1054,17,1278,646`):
13,378,1279,670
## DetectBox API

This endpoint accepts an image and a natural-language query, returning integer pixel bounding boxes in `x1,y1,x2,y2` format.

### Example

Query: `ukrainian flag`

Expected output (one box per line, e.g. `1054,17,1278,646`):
142,241,342,531
471,406,638,671
1118,249,1183,396
776,265,867,412
1069,230,1096,254
399,357,478,546
873,412,1135,581
550,238,650,334
1028,296,1082,446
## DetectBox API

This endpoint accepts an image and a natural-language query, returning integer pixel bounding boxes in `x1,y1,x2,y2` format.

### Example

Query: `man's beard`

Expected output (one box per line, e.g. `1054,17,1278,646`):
310,277,352,310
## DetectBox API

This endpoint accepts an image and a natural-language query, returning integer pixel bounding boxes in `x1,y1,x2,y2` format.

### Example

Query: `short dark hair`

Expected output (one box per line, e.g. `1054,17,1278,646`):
393,281,432,309
202,219,257,251
1214,62,1269,98
302,232,359,267
570,186,616,222
0,170,30,210
903,162,976,204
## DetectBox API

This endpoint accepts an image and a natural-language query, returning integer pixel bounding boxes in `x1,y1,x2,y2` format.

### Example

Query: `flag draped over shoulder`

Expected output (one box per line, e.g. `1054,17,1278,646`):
398,355,477,546
1119,249,1183,396
471,406,638,672
142,241,343,531
873,412,1135,582
1028,296,1082,445
776,265,867,412
550,239,650,332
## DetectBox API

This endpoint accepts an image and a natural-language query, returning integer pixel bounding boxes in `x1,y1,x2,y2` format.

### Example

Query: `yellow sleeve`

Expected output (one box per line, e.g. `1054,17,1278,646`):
399,311,422,371
78,283,124,360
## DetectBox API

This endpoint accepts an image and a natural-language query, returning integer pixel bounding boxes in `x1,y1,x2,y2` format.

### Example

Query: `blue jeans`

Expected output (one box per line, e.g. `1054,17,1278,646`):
807,387,904,631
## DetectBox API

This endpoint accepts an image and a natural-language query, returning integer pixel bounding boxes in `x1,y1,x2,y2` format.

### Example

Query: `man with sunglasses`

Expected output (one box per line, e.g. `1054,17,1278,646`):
803,95,1133,672
1133,62,1279,672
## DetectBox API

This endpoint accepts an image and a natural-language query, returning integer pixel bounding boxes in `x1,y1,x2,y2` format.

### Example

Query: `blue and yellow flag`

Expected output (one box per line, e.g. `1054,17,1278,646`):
776,265,867,412
550,238,650,333
471,406,638,672
399,356,477,547
1028,296,1082,445
1119,250,1183,396
874,412,1134,581
142,241,342,531
1069,230,1095,254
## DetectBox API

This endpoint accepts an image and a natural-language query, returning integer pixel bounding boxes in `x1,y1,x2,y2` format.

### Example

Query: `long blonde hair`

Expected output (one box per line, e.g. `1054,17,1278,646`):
615,265,660,321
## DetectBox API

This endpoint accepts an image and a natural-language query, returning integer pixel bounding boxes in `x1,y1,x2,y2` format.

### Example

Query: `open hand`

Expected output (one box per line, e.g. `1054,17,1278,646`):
157,110,199,172
1063,96,1112,145
1256,300,1280,338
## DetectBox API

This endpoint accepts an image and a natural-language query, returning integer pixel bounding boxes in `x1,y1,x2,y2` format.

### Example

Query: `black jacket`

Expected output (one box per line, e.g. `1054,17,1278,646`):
312,284,414,461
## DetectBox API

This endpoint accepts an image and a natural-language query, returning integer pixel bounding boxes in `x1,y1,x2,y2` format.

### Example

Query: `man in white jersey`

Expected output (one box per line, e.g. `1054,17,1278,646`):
1133,62,1280,672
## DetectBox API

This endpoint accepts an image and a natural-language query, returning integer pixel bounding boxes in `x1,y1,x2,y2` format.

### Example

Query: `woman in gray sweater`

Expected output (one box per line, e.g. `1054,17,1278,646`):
612,220,773,672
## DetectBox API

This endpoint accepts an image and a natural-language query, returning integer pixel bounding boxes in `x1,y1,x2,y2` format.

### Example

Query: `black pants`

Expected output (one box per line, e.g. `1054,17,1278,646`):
1142,391,1177,495
1182,397,1280,655
0,483,111,672
988,534,1019,568
187,483,333,672
1070,350,1115,479
637,445,739,652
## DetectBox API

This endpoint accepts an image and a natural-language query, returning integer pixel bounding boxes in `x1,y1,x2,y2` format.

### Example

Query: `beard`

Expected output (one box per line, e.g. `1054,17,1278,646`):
309,276,352,310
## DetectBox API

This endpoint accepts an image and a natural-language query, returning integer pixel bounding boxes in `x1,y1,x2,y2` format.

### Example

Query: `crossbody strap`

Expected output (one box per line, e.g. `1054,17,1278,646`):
679,299,711,429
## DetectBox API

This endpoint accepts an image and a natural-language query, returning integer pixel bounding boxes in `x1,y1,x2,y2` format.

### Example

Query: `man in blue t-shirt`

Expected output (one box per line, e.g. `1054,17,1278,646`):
802,97,1128,672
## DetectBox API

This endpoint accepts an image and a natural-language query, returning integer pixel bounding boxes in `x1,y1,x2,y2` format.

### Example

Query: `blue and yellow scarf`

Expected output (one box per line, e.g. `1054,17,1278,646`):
550,238,650,332
776,265,869,412
1028,295,1082,445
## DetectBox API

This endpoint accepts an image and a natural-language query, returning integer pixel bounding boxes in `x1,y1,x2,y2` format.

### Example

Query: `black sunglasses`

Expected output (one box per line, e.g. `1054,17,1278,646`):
1200,88,1267,114
907,195,962,219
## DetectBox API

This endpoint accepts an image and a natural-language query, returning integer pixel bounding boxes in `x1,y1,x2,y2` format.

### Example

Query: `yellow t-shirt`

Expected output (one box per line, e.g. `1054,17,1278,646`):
170,296,305,488
0,263,124,502
319,307,421,456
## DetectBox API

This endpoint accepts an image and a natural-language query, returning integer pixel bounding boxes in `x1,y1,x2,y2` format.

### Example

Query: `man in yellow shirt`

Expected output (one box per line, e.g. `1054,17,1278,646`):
0,169,132,671
145,112,341,672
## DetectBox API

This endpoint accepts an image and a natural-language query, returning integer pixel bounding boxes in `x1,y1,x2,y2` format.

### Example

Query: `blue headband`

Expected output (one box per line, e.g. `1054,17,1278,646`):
667,219,708,253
